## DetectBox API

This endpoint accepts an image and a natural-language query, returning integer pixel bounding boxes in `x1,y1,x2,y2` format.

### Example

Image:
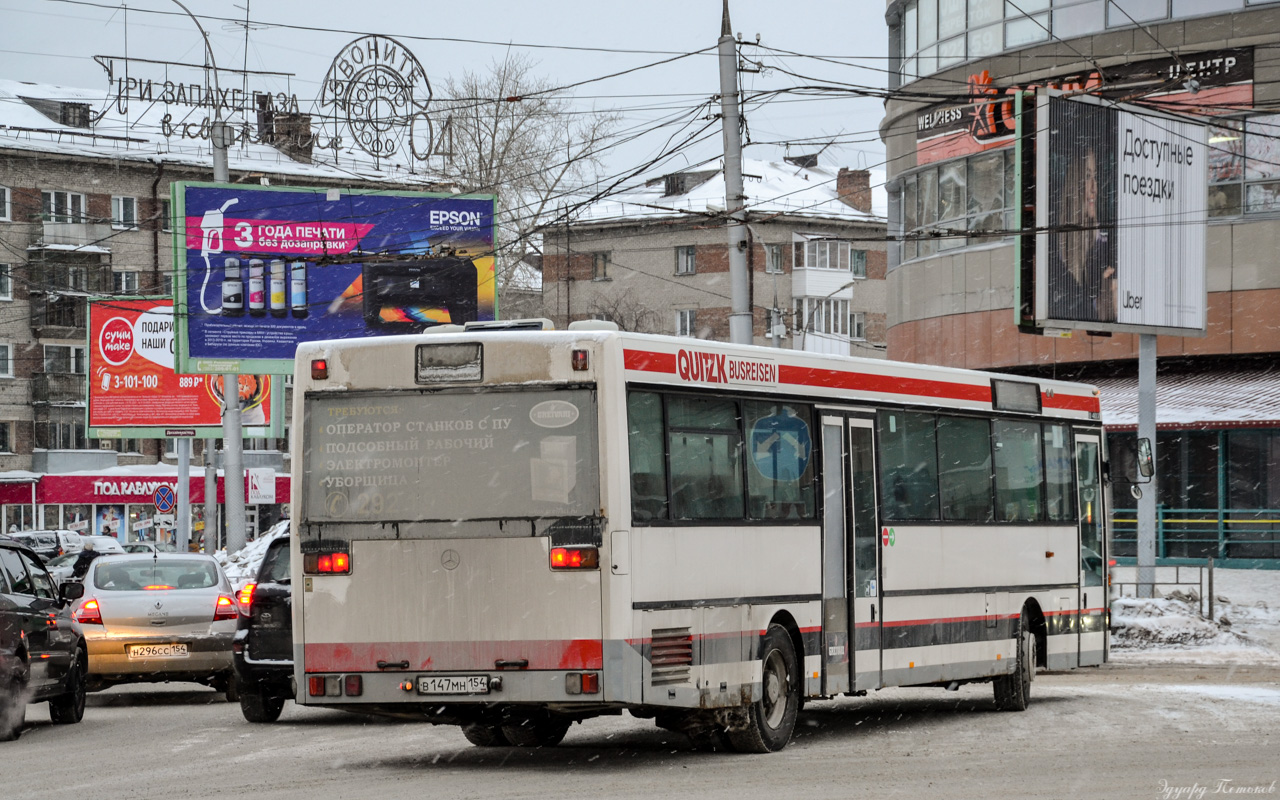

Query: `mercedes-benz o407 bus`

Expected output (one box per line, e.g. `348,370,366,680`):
291,323,1108,752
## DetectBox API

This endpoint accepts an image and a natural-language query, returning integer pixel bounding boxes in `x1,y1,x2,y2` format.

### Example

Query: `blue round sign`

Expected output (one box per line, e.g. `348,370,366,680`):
749,409,812,481
153,485,176,513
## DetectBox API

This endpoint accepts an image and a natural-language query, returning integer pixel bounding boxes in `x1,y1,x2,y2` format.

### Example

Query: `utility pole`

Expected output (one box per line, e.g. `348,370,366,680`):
171,0,246,554
1137,334,1157,597
718,0,752,345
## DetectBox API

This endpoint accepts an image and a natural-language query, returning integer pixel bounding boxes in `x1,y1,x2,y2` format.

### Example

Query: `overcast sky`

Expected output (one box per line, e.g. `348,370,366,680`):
2,0,889,196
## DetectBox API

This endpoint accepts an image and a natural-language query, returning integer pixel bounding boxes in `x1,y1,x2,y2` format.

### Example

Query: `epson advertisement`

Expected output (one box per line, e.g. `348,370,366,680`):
174,183,496,374
1033,93,1207,335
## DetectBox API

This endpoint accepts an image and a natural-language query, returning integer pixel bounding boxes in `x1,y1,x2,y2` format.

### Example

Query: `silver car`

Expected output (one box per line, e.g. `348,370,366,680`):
74,554,239,697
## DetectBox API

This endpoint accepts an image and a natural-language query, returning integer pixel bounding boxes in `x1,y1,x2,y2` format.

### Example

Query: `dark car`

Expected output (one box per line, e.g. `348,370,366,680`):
232,535,293,722
0,538,89,740
8,532,60,564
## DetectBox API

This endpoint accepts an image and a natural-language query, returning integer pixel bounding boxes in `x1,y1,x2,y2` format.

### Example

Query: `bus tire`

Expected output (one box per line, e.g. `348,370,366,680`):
994,607,1034,711
462,723,511,747
727,624,800,753
501,715,571,748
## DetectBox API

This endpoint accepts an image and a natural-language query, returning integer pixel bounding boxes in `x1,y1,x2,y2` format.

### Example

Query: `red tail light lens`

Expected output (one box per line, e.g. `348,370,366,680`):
311,358,329,380
214,595,238,621
571,349,589,371
74,598,103,625
237,583,256,615
308,676,326,697
550,546,599,570
143,585,175,591
304,551,352,574
344,674,363,696
581,672,599,694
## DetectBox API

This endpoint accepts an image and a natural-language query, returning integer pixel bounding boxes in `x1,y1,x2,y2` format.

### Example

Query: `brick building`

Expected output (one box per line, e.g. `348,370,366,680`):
543,158,888,356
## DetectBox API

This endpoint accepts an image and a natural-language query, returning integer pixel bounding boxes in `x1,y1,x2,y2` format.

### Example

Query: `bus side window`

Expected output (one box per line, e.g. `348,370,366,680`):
627,391,669,522
993,419,1044,523
1043,423,1075,522
667,396,744,521
877,410,941,521
744,401,816,520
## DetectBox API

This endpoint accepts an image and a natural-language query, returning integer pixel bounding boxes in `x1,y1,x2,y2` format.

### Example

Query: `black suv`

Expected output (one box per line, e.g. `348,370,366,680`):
232,535,293,722
0,539,88,740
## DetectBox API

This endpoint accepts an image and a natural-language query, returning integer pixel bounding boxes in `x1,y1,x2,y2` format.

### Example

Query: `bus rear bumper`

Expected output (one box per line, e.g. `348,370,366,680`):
296,669,609,708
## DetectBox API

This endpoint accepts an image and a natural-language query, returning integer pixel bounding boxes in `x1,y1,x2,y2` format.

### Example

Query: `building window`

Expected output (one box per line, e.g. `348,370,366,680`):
765,243,787,273
901,148,1016,262
40,190,86,223
850,311,866,340
0,344,11,378
111,196,138,229
0,422,11,453
799,239,859,271
0,186,9,221
591,251,610,280
0,264,10,300
675,245,696,275
850,249,867,278
113,270,139,294
159,199,173,232
162,273,173,295
675,309,697,337
44,345,86,374
37,421,87,450
66,266,87,292
794,297,851,337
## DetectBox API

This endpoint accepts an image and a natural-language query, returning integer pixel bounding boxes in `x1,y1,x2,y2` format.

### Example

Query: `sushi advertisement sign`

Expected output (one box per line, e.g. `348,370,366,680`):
173,182,497,375
88,297,282,439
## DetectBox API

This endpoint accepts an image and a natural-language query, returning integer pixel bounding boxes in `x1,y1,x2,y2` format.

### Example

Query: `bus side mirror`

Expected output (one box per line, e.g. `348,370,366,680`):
1136,438,1154,479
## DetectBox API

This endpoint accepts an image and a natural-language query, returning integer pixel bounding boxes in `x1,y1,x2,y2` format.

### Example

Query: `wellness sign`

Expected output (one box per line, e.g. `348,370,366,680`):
174,182,497,375
88,297,280,439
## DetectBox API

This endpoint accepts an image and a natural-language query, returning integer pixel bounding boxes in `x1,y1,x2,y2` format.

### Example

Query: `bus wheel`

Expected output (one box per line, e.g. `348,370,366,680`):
462,723,512,747
501,714,571,748
727,624,799,753
994,607,1034,711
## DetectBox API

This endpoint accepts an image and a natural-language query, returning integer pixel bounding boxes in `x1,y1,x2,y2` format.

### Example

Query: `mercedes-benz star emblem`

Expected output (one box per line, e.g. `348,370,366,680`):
440,549,460,570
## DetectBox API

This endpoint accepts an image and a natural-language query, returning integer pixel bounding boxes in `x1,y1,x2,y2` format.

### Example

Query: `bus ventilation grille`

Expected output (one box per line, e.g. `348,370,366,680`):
650,627,693,686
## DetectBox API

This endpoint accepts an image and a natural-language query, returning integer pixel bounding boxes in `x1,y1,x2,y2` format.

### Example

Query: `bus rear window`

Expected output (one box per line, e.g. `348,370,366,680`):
303,389,599,524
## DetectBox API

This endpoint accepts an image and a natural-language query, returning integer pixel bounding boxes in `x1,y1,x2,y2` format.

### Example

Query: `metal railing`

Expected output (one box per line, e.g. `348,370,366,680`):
1112,506,1280,562
1110,559,1217,621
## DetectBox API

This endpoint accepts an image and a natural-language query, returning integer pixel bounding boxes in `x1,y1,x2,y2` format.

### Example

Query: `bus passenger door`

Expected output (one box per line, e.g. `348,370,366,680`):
820,415,880,696
846,421,881,692
1075,433,1106,666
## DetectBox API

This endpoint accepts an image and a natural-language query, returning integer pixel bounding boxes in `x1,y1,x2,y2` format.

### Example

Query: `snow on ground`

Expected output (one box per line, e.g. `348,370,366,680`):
213,520,290,588
1110,566,1280,665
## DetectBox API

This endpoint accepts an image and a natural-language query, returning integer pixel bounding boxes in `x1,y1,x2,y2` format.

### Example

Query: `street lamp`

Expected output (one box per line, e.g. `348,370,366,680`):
798,280,856,351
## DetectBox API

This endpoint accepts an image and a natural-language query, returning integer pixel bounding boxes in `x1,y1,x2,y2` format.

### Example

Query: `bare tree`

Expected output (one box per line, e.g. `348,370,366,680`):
586,293,663,333
439,54,616,311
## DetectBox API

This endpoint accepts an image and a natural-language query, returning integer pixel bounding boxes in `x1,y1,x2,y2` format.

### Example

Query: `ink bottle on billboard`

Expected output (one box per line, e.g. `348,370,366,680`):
248,259,266,317
221,257,244,317
290,261,308,318
269,259,287,318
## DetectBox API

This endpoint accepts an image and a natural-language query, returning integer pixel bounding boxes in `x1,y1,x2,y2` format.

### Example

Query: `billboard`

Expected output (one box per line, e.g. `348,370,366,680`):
174,183,496,375
1019,91,1208,335
88,297,281,439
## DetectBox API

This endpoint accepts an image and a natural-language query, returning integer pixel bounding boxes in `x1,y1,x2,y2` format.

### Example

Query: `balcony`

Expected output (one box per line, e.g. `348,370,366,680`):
30,294,88,338
35,222,114,252
33,372,87,406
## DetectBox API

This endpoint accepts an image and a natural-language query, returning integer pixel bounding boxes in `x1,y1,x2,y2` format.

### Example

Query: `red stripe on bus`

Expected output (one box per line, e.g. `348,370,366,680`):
623,349,676,373
779,366,993,404
304,639,603,672
1043,392,1100,413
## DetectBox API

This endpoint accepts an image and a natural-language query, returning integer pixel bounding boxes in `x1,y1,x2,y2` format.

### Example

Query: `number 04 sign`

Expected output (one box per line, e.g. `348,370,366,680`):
88,297,282,440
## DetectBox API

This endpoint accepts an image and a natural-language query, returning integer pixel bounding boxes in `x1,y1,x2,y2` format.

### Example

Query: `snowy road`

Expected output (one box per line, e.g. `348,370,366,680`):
6,663,1278,799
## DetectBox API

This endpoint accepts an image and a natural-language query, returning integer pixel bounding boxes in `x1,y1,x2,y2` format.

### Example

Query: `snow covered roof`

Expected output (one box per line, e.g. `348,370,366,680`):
506,258,543,292
28,243,111,254
1096,370,1280,429
0,78,442,186
575,158,884,225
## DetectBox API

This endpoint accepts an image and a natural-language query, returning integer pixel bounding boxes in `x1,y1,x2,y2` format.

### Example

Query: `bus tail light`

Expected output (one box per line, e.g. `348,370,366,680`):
344,675,363,696
550,546,599,570
564,672,600,695
237,582,256,615
308,676,326,697
214,595,239,621
571,349,589,371
74,598,103,625
304,551,351,575
311,358,329,379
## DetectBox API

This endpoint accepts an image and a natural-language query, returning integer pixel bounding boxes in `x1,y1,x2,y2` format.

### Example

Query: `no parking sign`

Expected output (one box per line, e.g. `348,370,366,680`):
153,484,176,513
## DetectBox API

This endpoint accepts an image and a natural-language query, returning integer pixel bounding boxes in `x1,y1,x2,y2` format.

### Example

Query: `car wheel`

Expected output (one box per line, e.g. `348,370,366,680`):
212,672,240,702
0,676,25,742
49,646,87,724
501,714,572,748
239,684,286,723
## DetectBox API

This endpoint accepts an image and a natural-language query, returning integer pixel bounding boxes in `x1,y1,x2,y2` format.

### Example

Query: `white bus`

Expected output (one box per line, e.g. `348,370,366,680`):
292,323,1108,752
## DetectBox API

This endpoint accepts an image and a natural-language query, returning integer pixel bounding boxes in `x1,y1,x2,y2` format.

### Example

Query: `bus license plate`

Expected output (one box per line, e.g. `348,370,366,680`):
417,675,489,695
128,643,189,659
